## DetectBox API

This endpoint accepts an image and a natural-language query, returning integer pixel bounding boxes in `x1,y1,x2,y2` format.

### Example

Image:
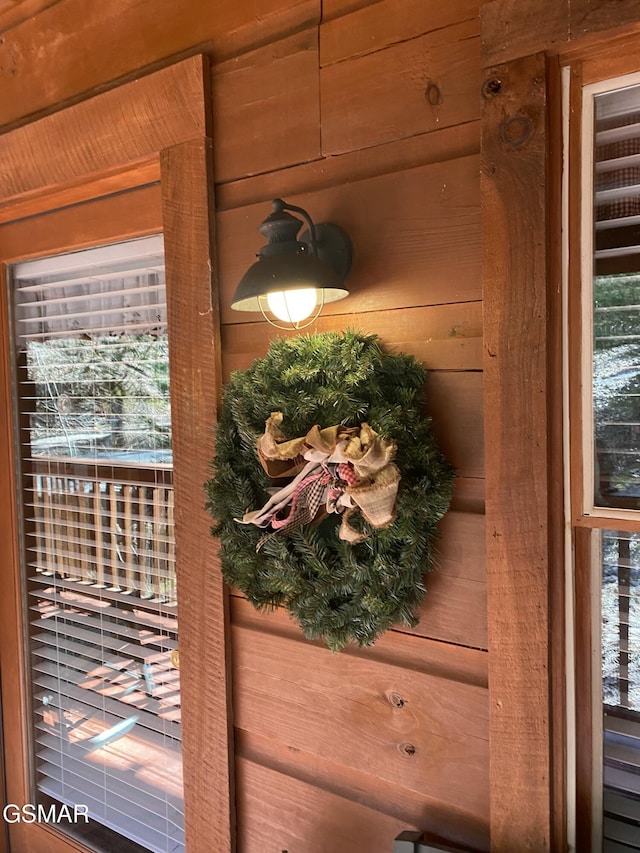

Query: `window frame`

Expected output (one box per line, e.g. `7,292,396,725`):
0,56,233,853
577,68,640,526
567,51,640,853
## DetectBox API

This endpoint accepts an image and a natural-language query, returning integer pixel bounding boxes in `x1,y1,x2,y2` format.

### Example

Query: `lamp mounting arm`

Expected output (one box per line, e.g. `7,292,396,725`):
272,198,318,254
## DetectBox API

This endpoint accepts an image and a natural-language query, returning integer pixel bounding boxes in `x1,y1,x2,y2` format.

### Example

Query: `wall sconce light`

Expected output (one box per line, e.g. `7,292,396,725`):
230,198,352,329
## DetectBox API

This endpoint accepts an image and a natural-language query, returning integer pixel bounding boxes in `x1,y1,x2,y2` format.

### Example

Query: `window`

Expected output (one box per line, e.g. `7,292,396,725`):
573,69,640,852
10,235,184,852
0,57,233,853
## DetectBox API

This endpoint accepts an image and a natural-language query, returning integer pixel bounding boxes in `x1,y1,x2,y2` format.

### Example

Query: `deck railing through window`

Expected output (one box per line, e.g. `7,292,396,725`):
26,459,183,853
602,529,640,850
29,463,176,602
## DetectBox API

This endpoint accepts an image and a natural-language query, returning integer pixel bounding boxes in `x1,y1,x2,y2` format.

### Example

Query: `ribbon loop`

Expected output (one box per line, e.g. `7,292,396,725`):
236,413,400,548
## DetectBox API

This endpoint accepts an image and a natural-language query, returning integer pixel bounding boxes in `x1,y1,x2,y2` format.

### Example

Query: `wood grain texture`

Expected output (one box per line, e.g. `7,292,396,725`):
481,0,568,65
0,0,61,34
482,0,640,66
0,56,207,204
320,0,373,22
452,477,485,514
580,30,640,84
236,758,419,853
320,0,479,65
428,372,484,480
216,155,481,324
569,0,640,40
215,119,480,210
161,139,233,853
321,20,481,155
231,595,488,690
403,510,487,650
221,301,483,375
231,621,489,821
545,53,567,853
0,184,162,261
0,159,160,226
481,53,552,851
212,30,321,183
0,0,318,129
238,729,490,852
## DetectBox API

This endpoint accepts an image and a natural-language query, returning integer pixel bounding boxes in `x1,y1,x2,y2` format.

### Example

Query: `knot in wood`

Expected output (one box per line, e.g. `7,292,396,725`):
425,81,442,106
400,742,416,756
500,115,534,149
482,78,503,97
388,691,405,708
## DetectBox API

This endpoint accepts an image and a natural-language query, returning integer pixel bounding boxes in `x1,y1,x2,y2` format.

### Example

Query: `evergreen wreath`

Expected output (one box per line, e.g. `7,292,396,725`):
205,331,454,651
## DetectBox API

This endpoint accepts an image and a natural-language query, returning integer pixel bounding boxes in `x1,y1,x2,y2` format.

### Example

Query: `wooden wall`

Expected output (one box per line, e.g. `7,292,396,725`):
0,0,489,850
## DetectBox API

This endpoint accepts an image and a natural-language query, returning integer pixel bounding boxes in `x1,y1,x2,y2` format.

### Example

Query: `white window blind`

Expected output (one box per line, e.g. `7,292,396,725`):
590,82,640,852
15,237,166,342
593,85,640,511
11,235,184,853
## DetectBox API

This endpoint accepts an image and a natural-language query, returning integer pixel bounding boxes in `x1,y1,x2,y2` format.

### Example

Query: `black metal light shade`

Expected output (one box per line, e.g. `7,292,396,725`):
230,198,352,329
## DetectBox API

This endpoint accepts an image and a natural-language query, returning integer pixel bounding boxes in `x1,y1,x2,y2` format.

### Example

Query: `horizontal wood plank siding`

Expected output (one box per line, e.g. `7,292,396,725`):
215,121,480,211
0,0,319,128
482,0,640,66
236,758,419,853
221,301,482,375
321,21,481,155
231,623,489,817
405,511,487,649
216,155,481,325
0,0,62,34
207,3,488,845
428,372,484,479
0,0,490,850
231,597,488,686
211,30,321,184
320,0,479,66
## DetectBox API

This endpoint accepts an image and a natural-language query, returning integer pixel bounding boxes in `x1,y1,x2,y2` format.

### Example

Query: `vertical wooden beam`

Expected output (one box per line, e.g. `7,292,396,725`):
481,53,554,851
161,137,234,853
574,526,595,853
546,54,568,853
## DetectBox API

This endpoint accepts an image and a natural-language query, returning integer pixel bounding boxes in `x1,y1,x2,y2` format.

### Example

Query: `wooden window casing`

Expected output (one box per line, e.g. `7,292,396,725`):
0,56,233,853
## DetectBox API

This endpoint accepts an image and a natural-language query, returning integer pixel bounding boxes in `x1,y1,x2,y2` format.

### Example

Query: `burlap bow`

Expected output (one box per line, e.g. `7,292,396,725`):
236,412,400,547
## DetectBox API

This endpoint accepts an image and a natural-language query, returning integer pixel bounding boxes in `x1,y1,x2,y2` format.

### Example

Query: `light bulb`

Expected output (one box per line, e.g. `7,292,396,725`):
266,288,318,324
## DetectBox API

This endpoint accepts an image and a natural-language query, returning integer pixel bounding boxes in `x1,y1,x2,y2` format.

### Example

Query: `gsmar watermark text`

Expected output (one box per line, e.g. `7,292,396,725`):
3,804,89,823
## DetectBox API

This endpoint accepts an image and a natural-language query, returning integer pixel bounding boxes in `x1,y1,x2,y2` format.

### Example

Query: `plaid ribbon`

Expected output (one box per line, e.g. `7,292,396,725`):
257,471,331,551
